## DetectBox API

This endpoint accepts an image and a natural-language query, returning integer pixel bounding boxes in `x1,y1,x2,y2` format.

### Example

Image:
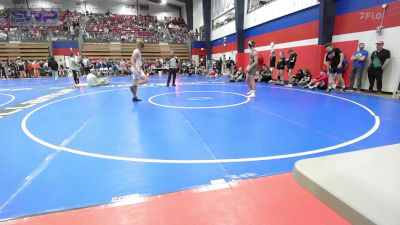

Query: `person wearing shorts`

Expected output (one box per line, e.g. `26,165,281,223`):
17,58,26,78
324,43,345,93
276,52,286,85
130,40,149,102
246,40,258,98
269,50,276,79
286,49,297,87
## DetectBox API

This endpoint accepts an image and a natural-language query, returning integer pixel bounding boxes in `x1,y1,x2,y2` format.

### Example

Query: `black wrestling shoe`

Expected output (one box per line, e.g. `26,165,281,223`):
132,97,142,102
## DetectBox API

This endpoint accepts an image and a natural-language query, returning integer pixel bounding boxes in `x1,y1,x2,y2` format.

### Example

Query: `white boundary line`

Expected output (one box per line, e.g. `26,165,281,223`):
0,94,16,108
148,91,250,109
21,86,380,164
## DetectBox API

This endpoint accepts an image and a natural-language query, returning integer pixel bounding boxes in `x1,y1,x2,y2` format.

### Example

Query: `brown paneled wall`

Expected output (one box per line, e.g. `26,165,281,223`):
0,42,50,61
82,43,190,62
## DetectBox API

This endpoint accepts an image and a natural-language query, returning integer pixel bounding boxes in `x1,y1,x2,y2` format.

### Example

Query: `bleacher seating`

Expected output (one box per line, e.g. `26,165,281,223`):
0,42,50,61
169,44,190,60
1,8,191,68
82,43,190,62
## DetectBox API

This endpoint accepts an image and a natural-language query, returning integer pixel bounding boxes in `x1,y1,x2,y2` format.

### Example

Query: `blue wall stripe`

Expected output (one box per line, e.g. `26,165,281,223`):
192,41,207,48
336,0,397,15
211,33,237,47
53,41,79,49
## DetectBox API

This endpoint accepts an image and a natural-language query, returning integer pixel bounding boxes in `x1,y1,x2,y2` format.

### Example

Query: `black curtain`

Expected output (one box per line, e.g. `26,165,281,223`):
235,0,245,53
318,0,337,45
202,0,212,59
186,0,193,30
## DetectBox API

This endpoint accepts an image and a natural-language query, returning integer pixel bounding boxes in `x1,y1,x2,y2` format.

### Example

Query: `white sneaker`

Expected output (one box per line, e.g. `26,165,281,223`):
286,84,293,88
249,91,256,98
247,90,252,95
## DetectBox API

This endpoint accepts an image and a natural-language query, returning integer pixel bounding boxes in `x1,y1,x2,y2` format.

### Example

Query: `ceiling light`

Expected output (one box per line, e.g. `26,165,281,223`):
161,0,167,5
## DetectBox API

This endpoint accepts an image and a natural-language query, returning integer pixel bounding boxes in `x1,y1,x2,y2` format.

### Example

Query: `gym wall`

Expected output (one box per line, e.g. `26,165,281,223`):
332,0,400,92
207,0,399,92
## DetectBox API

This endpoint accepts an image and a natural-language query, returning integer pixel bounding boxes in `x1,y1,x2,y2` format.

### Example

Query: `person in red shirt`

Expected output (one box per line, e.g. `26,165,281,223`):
304,70,329,90
33,61,41,78
27,61,34,78
206,68,217,78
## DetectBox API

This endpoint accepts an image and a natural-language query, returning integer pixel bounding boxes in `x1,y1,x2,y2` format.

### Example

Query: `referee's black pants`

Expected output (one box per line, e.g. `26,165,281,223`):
167,68,177,85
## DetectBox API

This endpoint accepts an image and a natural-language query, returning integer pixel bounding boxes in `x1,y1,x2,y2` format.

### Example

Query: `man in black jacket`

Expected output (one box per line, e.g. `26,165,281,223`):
368,41,391,94
216,57,223,75
49,57,59,81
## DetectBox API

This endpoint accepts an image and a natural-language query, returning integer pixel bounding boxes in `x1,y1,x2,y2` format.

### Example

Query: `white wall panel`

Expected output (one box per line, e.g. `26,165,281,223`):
211,0,234,20
211,20,236,41
244,0,319,29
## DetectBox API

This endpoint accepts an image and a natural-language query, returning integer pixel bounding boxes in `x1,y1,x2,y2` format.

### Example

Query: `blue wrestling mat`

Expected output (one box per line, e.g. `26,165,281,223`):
0,75,399,220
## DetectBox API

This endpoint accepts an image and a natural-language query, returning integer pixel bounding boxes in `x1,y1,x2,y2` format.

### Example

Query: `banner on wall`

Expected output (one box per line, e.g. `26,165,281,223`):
11,8,60,26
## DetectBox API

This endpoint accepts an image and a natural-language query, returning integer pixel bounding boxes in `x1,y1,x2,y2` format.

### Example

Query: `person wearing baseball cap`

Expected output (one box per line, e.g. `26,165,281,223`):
368,41,391,94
